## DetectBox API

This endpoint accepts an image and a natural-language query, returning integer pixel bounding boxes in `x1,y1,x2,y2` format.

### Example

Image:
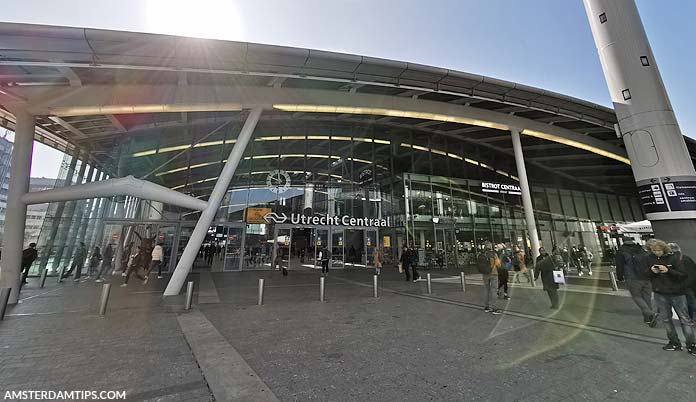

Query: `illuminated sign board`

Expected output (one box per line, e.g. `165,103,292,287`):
481,182,521,195
263,212,390,227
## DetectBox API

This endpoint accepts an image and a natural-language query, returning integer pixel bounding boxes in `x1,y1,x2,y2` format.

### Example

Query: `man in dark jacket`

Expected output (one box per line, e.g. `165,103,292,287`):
535,248,561,309
668,243,696,320
645,239,696,355
20,242,39,287
616,238,656,326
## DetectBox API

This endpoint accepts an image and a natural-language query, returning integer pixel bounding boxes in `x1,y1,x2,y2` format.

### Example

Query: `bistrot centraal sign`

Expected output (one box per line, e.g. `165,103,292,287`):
481,182,521,195
263,212,389,227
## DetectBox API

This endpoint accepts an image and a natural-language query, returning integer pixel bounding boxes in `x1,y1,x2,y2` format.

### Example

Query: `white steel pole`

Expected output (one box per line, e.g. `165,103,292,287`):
583,0,696,256
0,110,34,304
164,107,263,296
511,128,541,264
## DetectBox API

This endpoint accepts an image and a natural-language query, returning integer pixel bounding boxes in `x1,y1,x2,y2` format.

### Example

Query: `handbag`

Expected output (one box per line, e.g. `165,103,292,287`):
552,270,565,284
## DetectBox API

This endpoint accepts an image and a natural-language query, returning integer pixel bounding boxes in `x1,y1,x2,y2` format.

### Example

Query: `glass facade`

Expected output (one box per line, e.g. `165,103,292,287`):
31,122,645,275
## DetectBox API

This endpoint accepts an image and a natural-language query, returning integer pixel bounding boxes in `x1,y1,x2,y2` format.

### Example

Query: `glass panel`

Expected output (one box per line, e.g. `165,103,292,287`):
365,229,377,267
315,229,329,268
243,224,271,270
275,228,291,272
156,225,177,273
224,227,243,271
344,229,365,268
290,228,314,270
331,229,344,269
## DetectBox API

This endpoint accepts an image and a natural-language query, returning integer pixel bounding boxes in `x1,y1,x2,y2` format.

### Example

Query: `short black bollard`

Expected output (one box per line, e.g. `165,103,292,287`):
98,283,111,316
40,268,48,289
0,288,11,320
426,273,432,294
460,272,466,293
185,281,195,310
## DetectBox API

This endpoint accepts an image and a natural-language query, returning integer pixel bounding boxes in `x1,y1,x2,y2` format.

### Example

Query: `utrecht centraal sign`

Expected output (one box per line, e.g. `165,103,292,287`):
263,212,389,227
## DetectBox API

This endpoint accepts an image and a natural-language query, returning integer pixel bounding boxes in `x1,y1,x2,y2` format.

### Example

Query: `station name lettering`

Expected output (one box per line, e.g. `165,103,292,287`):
290,213,389,227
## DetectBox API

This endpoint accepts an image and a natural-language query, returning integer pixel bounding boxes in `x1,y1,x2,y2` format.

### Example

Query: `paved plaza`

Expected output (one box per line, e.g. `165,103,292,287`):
1,268,694,402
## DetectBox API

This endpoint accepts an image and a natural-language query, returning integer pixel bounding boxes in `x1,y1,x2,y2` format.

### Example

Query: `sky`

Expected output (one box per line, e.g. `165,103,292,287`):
2,0,695,178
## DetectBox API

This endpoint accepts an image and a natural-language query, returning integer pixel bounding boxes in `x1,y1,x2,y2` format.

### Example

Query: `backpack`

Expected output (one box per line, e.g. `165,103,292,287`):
501,253,512,270
512,253,520,266
477,253,492,274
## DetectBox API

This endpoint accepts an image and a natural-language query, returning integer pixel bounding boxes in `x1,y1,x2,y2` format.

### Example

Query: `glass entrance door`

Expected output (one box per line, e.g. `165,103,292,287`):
331,229,344,269
223,226,244,271
289,228,314,270
365,229,377,267
314,229,329,269
274,228,291,272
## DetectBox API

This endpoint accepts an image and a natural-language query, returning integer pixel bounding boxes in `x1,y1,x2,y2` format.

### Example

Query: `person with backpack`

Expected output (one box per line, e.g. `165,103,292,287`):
320,246,331,276
95,243,114,282
535,248,563,309
87,246,102,279
616,238,657,327
643,239,695,355
20,242,38,287
497,244,512,300
63,242,87,281
410,246,421,282
512,246,528,284
477,243,502,314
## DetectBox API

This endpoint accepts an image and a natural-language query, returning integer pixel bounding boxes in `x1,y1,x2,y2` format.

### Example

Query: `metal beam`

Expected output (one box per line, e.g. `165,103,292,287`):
22,175,208,210
56,67,82,86
164,107,262,296
107,114,126,131
48,116,88,139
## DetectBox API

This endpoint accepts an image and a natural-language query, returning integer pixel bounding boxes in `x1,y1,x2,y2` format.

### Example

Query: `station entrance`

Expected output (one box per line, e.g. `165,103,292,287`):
273,225,380,271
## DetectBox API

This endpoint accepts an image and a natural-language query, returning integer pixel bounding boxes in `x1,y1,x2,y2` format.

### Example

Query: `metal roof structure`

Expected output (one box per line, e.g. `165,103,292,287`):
1,22,694,195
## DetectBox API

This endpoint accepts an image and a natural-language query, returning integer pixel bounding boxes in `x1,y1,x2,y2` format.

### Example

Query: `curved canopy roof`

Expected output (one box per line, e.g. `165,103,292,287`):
1,22,694,194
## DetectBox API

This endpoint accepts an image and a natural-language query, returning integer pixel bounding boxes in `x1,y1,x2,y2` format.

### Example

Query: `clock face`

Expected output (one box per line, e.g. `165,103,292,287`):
266,169,291,193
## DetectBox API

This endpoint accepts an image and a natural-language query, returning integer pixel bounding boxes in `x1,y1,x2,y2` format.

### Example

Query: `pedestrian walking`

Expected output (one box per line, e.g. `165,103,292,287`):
477,243,502,314
275,252,288,276
535,248,562,309
373,247,384,275
400,247,412,281
497,244,511,300
143,242,164,284
319,246,330,276
20,242,38,287
512,246,529,284
615,238,656,327
87,246,102,279
644,239,696,355
63,242,87,281
410,247,421,282
95,243,114,282
668,243,696,320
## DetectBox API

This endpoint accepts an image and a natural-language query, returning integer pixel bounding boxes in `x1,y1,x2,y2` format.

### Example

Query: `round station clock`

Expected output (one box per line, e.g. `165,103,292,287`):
266,169,291,194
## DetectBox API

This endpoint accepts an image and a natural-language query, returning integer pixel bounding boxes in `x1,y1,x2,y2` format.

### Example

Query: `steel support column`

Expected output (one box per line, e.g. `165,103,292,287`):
584,0,696,256
164,107,263,296
0,110,34,303
511,128,541,264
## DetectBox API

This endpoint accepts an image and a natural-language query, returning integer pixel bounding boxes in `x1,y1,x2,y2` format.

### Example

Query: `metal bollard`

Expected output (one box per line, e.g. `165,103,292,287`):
257,279,265,306
529,268,536,287
609,272,619,291
98,283,111,316
40,268,48,288
460,272,466,293
0,288,11,321
319,277,325,302
185,281,195,310
57,266,65,283
373,275,379,298
426,273,432,294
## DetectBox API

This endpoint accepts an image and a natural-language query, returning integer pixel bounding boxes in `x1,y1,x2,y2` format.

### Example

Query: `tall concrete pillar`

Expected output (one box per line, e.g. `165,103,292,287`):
584,0,696,255
511,128,541,263
0,110,34,303
165,107,262,296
